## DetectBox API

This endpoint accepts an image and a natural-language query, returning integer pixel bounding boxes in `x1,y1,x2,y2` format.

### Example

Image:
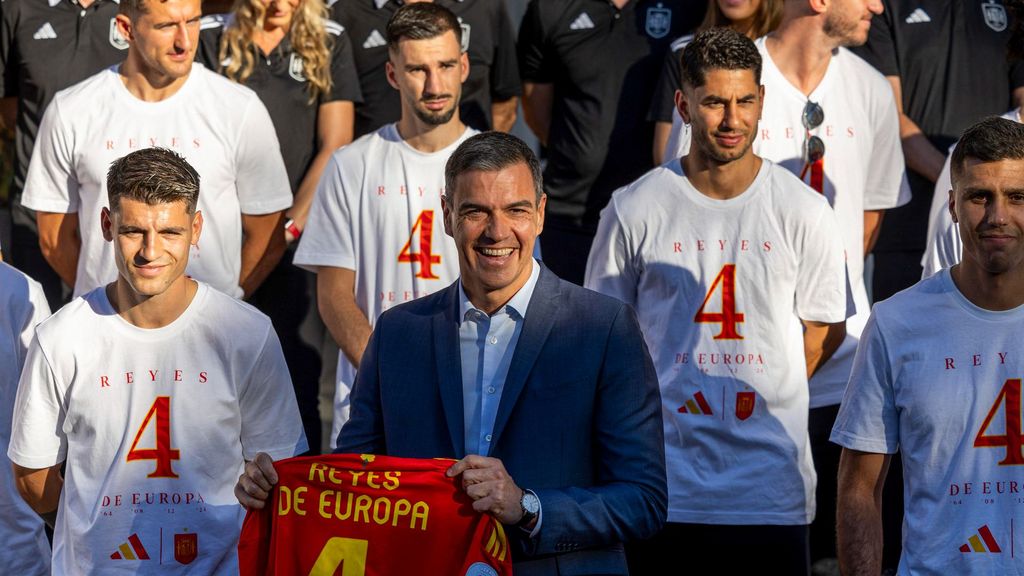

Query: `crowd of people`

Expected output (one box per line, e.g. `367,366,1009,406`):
0,0,1022,574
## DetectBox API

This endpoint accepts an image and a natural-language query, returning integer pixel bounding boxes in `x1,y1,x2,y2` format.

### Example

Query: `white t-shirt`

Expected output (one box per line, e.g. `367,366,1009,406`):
585,160,848,525
922,108,1021,278
7,282,307,575
21,64,293,298
0,262,51,576
294,124,474,446
832,269,1024,575
666,40,910,407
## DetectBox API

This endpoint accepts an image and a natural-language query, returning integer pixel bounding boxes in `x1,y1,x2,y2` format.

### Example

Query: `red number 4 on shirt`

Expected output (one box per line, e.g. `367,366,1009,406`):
694,264,745,340
974,378,1024,466
126,396,181,478
398,210,441,279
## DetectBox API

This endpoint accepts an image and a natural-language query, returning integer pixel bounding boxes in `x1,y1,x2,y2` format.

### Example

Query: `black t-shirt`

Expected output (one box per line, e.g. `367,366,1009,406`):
330,0,522,136
648,33,691,123
197,15,363,192
518,0,703,222
0,0,125,194
853,0,1024,252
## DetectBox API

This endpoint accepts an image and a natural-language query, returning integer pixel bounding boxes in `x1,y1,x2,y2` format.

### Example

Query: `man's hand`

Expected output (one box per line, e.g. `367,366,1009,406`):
446,455,525,525
234,452,278,510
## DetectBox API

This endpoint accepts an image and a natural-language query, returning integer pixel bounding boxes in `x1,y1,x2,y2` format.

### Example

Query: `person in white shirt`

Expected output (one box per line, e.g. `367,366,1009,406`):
8,148,306,574
0,254,51,576
294,2,475,447
21,0,292,300
586,28,848,575
834,116,1024,576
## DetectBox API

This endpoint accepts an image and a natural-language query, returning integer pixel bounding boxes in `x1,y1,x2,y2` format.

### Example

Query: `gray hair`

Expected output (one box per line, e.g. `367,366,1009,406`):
444,132,543,204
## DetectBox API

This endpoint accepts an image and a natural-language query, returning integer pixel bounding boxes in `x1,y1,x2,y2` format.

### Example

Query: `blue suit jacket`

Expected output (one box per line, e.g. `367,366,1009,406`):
337,265,667,575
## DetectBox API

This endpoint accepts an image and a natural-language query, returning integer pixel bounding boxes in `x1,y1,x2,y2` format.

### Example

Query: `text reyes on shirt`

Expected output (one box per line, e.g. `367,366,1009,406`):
671,239,772,253
99,369,208,388
758,124,855,141
944,352,1010,370
104,137,202,151
374,184,445,198
277,460,430,531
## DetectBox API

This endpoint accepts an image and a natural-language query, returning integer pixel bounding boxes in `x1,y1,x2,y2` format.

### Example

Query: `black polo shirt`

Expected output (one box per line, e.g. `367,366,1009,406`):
197,16,363,192
649,33,691,123
518,0,703,222
330,0,522,136
0,0,125,194
853,0,1024,252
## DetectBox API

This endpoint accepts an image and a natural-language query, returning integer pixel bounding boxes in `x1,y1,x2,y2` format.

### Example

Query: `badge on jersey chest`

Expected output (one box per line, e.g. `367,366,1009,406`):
289,54,306,82
983,0,1008,32
174,531,197,564
459,18,471,53
646,3,672,39
735,391,755,421
109,18,128,50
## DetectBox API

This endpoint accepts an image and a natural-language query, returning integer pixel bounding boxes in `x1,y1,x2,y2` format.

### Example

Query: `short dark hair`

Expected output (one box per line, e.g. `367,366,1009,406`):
680,27,762,90
951,116,1024,187
386,3,462,52
119,0,151,20
444,132,543,204
107,148,201,213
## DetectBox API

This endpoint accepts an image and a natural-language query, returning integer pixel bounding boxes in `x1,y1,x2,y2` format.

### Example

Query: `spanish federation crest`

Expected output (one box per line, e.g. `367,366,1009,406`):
289,54,306,82
982,0,1008,32
109,18,128,50
646,3,672,39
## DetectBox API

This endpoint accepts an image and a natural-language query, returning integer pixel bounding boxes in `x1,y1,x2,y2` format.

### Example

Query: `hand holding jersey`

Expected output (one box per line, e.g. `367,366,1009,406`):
835,117,1024,575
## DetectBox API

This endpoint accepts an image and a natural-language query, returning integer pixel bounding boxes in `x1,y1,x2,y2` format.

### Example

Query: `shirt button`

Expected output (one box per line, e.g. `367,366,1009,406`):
81,9,87,15
489,336,498,344
487,386,496,394
485,434,492,442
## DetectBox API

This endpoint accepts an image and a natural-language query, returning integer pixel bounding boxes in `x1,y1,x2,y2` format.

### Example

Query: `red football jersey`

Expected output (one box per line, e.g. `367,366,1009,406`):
238,454,514,576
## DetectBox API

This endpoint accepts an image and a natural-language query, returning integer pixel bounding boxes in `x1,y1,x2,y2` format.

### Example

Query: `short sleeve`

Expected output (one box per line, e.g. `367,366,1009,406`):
794,200,849,324
233,97,293,215
238,325,307,460
488,1,522,100
921,152,959,276
863,75,910,210
21,98,80,213
830,312,900,454
584,194,639,307
664,110,691,161
292,152,357,271
325,20,363,104
7,335,68,469
647,40,685,123
195,19,225,72
852,3,898,77
517,0,554,83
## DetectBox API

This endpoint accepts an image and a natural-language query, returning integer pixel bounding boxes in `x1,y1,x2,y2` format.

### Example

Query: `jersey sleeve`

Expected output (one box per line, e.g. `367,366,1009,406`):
830,311,900,454
0,0,19,98
233,96,293,215
647,43,682,123
921,152,959,276
292,152,357,271
195,18,225,72
488,1,522,101
584,194,639,307
325,20,363,104
238,324,307,461
794,200,849,324
21,97,80,213
7,334,68,469
863,74,910,210
852,5,898,77
517,0,554,84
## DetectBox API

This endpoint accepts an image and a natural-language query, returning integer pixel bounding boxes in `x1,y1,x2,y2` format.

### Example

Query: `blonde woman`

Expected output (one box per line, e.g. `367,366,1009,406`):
197,0,363,454
650,0,783,164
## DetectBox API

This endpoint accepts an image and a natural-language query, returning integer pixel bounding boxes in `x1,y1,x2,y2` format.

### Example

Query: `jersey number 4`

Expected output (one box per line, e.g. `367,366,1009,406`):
127,396,181,478
398,210,441,279
309,537,368,575
974,378,1024,466
694,264,744,340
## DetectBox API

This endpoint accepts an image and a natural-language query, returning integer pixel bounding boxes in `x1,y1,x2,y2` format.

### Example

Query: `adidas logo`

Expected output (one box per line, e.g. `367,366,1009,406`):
677,391,714,416
905,8,931,23
32,22,57,40
110,533,151,560
959,525,1002,554
363,29,385,49
569,12,594,30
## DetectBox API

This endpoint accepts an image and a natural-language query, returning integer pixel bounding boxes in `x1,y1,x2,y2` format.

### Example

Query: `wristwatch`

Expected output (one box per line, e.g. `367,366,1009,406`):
518,489,540,528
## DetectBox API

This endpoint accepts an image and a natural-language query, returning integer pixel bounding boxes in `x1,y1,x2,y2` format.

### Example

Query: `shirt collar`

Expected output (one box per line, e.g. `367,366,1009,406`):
458,259,541,322
374,0,462,8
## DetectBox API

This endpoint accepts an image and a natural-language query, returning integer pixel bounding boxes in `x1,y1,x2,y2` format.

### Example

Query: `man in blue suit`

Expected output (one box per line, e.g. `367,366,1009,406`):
237,131,667,575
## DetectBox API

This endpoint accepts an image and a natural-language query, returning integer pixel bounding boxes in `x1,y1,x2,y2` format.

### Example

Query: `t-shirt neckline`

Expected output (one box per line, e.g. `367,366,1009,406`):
97,281,208,340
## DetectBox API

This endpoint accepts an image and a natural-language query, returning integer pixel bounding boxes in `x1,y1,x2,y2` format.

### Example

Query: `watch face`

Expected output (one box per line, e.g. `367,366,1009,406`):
522,491,541,515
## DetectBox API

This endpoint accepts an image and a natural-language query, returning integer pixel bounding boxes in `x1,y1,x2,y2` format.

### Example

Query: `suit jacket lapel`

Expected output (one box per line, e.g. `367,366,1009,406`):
491,266,561,445
433,282,466,458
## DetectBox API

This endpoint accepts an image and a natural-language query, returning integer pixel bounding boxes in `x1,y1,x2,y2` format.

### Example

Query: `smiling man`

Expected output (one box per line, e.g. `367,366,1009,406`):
8,148,306,574
294,2,476,447
834,116,1024,576
20,0,292,301
239,131,667,574
586,28,848,575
